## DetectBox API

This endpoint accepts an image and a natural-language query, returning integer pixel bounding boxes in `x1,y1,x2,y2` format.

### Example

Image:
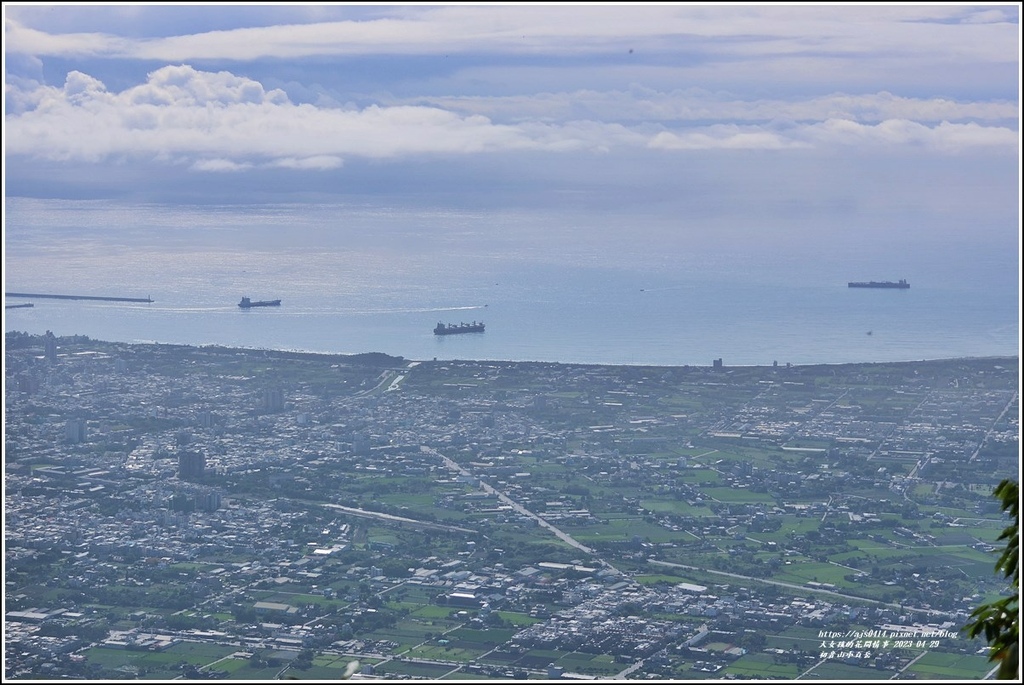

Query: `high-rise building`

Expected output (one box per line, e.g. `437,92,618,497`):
195,490,221,512
43,331,57,363
352,432,371,455
262,388,285,413
169,493,195,512
65,418,87,444
178,452,205,481
17,374,40,394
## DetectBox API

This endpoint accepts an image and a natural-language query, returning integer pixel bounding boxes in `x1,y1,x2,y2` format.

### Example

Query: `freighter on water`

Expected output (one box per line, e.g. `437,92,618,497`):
848,279,910,289
239,297,282,308
434,321,485,335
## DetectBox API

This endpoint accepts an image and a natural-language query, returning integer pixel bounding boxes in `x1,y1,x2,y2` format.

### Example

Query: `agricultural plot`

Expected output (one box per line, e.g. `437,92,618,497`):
553,651,620,677
403,642,480,663
640,498,716,517
703,486,776,503
81,642,239,679
771,561,859,586
725,652,801,679
803,659,898,679
374,659,456,678
906,651,996,679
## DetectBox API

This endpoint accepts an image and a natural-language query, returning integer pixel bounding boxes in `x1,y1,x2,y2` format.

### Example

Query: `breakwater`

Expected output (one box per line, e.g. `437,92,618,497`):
5,303,35,309
6,292,153,303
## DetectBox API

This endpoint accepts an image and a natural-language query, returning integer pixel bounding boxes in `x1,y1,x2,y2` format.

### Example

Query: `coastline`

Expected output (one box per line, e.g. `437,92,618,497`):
6,331,1018,371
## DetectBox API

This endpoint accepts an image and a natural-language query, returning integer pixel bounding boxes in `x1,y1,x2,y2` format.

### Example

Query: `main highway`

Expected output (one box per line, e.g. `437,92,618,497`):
421,445,627,576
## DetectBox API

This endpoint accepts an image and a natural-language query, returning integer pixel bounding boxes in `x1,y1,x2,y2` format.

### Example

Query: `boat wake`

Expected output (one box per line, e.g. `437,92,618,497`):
132,303,488,316
163,307,238,312
331,305,486,315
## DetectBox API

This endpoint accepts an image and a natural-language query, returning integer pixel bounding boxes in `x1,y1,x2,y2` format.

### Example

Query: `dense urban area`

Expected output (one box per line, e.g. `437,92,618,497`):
4,331,1019,680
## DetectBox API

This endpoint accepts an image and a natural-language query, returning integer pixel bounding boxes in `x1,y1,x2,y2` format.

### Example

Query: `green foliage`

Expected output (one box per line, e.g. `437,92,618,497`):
962,479,1019,680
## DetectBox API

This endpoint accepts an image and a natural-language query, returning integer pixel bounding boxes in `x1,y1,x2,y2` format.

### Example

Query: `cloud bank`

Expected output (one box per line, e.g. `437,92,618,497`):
5,64,1016,171
4,5,1018,62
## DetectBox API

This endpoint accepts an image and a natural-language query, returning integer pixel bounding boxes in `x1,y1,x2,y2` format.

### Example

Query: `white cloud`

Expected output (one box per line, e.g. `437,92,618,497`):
648,117,1017,153
420,89,1017,126
191,158,253,173
648,128,804,151
802,118,1018,152
3,66,599,166
127,64,290,106
5,65,1016,171
962,8,1013,24
62,70,109,102
3,16,134,57
269,156,344,171
4,4,1017,64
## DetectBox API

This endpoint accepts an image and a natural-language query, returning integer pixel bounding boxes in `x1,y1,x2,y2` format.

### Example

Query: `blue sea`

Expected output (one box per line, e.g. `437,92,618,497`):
3,198,1020,367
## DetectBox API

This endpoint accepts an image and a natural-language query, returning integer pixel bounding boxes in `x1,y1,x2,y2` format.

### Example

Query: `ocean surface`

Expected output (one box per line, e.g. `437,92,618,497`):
4,198,1020,367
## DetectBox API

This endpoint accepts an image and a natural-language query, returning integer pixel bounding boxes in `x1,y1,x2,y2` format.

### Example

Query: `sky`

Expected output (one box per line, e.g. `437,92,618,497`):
2,2,1021,261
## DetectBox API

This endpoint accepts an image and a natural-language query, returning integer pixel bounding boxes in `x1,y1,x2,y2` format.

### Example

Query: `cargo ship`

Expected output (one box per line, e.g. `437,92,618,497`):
848,279,910,289
238,297,282,308
434,321,485,335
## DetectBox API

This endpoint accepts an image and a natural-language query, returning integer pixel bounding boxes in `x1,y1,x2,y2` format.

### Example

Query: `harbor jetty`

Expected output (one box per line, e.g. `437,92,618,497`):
5,292,154,303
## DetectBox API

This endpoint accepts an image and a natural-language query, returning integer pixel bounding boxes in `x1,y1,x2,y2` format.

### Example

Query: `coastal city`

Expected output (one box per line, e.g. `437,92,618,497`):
4,331,1018,680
